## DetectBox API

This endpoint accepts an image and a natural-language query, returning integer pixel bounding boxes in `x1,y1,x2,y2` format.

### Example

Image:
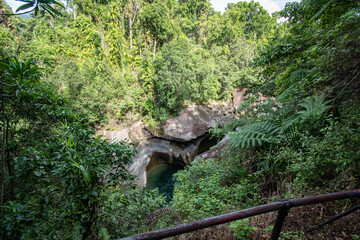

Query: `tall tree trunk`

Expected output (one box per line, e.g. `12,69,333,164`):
99,21,108,52
126,0,140,52
0,91,5,220
72,4,76,20
153,38,157,58
129,18,133,50
121,15,125,35
138,30,142,57
120,14,125,75
119,42,124,75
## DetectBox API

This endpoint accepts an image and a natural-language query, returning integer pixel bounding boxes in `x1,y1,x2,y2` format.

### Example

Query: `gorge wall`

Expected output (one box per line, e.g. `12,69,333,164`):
96,88,261,186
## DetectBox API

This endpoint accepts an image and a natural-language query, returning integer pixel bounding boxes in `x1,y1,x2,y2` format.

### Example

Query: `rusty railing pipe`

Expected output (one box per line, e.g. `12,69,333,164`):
119,189,360,240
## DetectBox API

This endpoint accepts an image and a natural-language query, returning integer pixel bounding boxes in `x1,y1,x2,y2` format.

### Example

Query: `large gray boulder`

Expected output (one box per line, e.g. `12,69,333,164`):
128,119,152,145
129,136,207,186
95,119,130,143
148,103,233,142
96,102,234,144
95,119,151,146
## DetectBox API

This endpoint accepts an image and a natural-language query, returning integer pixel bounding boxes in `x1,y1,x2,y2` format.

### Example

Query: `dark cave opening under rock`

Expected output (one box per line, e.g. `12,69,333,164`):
146,133,219,201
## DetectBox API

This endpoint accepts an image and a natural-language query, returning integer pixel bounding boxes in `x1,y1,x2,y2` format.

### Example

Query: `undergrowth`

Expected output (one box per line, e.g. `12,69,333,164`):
147,97,360,240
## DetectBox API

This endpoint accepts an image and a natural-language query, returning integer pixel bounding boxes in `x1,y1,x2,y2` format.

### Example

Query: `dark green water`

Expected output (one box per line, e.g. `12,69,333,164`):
147,164,184,202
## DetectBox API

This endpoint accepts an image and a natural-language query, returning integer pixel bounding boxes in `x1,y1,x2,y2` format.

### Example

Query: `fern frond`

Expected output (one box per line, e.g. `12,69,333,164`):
297,93,330,124
229,121,283,149
280,117,299,146
288,69,309,82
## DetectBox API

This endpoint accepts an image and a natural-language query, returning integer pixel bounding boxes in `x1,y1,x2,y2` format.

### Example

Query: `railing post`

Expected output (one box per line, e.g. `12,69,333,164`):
119,189,360,240
271,200,292,240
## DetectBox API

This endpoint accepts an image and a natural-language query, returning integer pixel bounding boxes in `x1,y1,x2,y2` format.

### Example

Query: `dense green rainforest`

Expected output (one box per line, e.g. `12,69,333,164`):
0,0,359,239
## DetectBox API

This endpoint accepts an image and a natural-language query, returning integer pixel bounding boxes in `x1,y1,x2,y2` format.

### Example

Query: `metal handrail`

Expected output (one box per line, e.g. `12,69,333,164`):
119,189,360,240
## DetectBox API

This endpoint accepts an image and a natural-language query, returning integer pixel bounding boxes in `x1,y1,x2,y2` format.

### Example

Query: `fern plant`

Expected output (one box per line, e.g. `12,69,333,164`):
296,93,330,130
228,92,330,150
228,121,284,149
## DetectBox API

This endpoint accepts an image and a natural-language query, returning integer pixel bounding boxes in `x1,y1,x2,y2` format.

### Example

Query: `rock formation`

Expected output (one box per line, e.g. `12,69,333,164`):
146,103,233,142
129,135,209,185
96,88,266,185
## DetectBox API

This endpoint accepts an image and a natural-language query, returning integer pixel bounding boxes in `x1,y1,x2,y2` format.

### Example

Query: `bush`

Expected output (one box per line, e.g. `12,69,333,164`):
101,186,166,238
172,158,260,221
1,120,136,239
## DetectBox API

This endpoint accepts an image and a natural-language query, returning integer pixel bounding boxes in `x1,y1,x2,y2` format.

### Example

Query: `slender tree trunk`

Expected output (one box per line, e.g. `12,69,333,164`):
153,38,157,58
0,90,5,220
129,18,133,50
127,1,139,52
121,15,125,35
138,30,142,57
119,43,124,75
99,21,108,52
120,14,125,75
72,5,76,20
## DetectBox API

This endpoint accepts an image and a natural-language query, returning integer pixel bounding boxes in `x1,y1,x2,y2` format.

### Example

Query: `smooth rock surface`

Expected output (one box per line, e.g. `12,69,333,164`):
149,104,232,142
129,136,206,186
128,119,152,146
96,127,129,143
233,88,249,111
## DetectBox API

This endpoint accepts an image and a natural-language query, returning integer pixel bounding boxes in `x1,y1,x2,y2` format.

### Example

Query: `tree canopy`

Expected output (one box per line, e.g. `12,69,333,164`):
1,0,359,238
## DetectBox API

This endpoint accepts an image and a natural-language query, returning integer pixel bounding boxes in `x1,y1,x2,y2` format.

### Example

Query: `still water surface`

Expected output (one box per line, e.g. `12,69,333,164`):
147,164,184,201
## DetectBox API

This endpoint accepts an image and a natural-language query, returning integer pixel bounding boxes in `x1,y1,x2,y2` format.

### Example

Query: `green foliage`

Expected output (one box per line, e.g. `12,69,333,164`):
172,159,228,219
228,92,330,151
152,37,222,120
0,0,276,125
220,92,338,195
224,1,276,48
0,57,71,164
140,0,179,47
258,0,360,101
1,57,41,85
172,158,260,221
289,111,360,188
229,121,283,149
178,0,210,22
151,35,264,122
1,0,359,238
1,120,136,239
230,219,258,239
296,93,330,130
0,58,138,239
101,186,166,238
279,230,305,240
